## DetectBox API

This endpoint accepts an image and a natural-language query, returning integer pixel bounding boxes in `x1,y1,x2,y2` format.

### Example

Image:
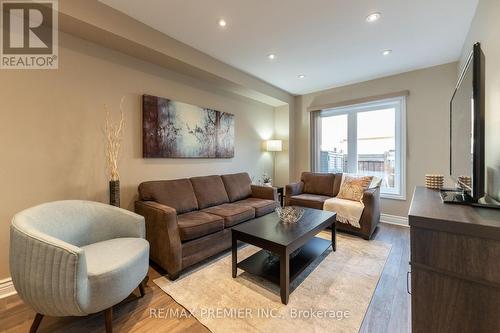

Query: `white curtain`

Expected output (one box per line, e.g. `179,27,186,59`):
310,110,321,172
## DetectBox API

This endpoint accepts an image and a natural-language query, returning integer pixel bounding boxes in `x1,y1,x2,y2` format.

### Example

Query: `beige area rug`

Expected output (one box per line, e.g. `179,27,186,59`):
154,233,391,333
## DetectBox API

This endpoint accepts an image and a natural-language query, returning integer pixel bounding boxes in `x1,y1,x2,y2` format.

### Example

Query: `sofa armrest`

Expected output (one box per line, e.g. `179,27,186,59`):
285,182,304,206
359,187,381,239
362,187,380,206
286,182,304,196
134,201,182,279
10,225,88,316
251,185,278,201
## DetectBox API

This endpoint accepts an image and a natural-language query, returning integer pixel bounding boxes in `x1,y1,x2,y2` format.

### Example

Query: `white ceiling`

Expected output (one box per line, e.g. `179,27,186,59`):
100,0,478,95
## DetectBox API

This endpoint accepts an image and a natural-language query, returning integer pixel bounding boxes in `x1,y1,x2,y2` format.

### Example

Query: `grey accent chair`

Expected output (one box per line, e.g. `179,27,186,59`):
10,200,150,333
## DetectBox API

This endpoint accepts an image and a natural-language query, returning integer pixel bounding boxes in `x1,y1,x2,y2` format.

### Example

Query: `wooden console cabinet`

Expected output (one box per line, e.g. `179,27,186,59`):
409,187,500,333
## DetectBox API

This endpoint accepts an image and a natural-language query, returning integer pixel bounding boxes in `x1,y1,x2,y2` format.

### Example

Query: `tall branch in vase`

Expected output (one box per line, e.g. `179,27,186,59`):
105,97,125,207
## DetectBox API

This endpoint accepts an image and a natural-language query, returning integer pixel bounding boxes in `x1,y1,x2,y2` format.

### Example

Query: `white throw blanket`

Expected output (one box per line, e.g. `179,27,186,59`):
323,197,365,228
323,175,381,228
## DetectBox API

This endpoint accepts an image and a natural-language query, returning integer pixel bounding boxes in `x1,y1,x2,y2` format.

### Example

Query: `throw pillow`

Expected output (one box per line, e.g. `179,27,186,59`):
337,175,373,202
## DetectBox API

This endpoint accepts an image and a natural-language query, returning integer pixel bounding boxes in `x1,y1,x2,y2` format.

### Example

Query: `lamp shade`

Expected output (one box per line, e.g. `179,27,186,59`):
266,140,283,152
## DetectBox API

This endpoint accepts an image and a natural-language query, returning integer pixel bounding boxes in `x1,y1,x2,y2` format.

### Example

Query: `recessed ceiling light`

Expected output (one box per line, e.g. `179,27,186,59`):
218,18,227,27
366,12,381,23
267,53,276,60
298,74,305,79
382,49,392,56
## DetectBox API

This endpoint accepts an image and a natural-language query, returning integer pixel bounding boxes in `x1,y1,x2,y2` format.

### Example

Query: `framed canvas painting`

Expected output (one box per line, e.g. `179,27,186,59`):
142,94,235,158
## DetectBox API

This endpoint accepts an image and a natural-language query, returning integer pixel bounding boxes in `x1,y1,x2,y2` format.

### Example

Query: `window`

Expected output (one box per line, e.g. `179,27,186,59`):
311,96,406,200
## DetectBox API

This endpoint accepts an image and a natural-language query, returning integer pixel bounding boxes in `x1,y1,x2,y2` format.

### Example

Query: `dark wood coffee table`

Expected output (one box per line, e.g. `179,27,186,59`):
231,207,336,304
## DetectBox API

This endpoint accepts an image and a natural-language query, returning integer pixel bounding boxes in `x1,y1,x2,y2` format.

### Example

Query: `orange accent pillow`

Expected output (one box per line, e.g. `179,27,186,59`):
337,175,373,202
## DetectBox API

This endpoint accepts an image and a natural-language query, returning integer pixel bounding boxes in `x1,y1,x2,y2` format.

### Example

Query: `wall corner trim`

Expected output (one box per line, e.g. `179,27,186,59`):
380,214,409,227
0,278,16,299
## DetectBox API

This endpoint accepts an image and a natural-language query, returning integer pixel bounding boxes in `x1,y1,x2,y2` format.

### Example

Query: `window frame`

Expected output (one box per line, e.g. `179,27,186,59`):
312,96,407,200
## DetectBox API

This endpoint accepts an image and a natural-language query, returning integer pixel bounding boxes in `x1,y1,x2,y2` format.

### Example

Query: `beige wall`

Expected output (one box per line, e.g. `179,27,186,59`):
460,0,500,201
0,33,277,279
293,63,458,217
273,105,290,187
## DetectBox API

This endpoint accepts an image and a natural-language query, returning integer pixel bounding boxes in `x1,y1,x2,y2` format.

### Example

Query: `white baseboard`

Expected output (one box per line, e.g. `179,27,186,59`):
0,278,16,299
380,214,409,227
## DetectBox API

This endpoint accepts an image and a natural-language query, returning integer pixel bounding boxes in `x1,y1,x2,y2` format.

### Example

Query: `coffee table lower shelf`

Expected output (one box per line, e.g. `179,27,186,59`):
236,237,331,285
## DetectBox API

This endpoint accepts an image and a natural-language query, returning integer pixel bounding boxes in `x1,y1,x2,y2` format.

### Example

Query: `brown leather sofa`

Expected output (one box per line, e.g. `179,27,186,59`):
135,172,277,280
285,172,380,239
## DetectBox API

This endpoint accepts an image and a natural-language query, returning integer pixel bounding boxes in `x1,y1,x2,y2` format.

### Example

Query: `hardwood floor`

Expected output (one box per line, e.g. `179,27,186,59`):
0,223,410,333
360,223,411,333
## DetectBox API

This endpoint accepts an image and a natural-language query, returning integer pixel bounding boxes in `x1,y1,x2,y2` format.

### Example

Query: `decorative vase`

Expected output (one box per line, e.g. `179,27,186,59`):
264,181,272,187
109,180,120,207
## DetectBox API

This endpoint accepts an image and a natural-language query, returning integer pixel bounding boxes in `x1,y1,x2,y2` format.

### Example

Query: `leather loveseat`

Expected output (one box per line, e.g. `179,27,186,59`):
135,172,277,280
285,172,380,239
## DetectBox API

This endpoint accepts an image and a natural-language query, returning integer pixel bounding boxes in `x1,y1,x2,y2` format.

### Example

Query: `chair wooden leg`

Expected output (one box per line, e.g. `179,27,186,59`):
29,313,44,333
138,281,145,297
136,275,148,298
104,307,113,333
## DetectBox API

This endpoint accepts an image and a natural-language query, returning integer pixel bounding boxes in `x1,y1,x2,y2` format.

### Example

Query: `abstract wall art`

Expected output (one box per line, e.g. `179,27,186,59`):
142,94,235,158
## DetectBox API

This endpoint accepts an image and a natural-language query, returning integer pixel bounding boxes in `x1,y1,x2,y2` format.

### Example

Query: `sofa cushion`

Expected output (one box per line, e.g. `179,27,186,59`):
139,179,198,214
177,211,224,242
233,198,277,217
202,203,255,228
190,175,230,209
301,172,341,197
82,238,149,313
288,193,332,210
221,172,252,202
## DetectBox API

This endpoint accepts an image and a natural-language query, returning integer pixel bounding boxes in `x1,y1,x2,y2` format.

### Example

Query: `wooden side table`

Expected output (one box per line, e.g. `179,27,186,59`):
275,186,284,207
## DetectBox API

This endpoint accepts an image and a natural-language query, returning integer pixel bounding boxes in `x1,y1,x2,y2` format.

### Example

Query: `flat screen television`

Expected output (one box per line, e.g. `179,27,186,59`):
446,42,485,203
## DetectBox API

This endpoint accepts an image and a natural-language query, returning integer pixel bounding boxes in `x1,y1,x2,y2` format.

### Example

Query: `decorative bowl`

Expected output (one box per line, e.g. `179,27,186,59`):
275,206,304,224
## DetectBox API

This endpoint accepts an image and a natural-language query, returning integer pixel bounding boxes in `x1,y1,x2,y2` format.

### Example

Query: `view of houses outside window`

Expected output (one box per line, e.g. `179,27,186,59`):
316,97,405,199
357,108,396,188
